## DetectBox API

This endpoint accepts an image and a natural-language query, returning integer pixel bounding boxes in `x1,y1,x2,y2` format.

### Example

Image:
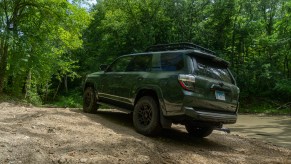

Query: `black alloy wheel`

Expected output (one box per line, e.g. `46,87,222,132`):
185,122,213,138
83,87,98,113
133,96,161,136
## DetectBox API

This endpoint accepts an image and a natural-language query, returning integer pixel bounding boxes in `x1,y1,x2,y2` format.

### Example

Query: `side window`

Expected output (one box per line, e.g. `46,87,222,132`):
161,53,184,71
107,56,132,72
126,55,152,72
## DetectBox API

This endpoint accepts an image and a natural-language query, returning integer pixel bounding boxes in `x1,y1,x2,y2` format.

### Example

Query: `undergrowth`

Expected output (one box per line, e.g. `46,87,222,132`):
240,98,291,115
48,90,83,108
1,93,290,115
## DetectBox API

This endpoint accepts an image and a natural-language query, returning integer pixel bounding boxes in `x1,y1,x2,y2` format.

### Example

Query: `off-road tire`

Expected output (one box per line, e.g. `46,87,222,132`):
185,123,213,138
133,96,161,136
83,87,98,113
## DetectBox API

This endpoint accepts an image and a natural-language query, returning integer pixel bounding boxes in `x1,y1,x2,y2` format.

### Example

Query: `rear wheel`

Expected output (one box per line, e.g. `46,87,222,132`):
185,123,213,138
133,96,161,136
83,87,98,113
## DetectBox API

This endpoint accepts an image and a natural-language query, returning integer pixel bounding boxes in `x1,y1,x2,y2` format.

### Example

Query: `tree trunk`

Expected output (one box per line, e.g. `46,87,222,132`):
231,23,236,68
53,80,62,100
64,75,68,93
25,69,32,99
284,55,290,78
0,40,9,93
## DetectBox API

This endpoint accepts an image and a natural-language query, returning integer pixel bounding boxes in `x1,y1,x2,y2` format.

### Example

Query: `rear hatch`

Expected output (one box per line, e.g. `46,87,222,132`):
179,54,239,112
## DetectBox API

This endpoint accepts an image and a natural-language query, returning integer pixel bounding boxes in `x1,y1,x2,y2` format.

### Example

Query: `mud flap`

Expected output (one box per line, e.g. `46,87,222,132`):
160,113,172,129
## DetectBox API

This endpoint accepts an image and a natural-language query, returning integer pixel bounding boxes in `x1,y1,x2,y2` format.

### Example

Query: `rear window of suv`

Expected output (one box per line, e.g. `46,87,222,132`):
195,57,233,84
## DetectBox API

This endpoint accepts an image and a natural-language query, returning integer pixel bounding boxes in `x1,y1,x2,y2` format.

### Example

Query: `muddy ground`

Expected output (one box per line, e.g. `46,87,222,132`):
0,102,290,164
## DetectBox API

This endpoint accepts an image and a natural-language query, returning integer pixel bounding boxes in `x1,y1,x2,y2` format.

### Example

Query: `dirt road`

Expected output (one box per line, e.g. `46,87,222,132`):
0,102,290,164
227,114,291,149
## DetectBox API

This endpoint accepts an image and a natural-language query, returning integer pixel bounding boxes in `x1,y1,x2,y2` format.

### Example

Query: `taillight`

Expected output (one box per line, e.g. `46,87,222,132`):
178,74,196,91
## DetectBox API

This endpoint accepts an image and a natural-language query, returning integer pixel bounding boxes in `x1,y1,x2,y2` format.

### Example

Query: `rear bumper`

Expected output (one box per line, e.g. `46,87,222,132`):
184,106,237,124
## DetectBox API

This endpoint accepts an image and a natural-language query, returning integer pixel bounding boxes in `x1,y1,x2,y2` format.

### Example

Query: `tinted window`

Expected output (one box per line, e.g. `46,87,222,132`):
108,56,132,72
161,53,184,71
195,57,233,83
126,55,152,72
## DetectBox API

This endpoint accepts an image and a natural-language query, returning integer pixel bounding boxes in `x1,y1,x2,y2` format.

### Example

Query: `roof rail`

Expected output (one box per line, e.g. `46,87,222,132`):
145,42,216,55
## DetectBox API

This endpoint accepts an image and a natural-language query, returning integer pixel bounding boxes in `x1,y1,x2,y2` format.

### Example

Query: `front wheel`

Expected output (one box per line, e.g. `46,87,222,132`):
83,87,98,113
133,96,161,136
185,123,213,138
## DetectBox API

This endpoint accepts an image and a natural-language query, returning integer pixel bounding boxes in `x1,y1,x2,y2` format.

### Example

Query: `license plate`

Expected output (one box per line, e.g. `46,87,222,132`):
215,90,226,101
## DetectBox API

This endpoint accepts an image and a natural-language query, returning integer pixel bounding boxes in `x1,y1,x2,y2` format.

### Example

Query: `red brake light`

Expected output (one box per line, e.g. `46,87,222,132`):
178,74,196,91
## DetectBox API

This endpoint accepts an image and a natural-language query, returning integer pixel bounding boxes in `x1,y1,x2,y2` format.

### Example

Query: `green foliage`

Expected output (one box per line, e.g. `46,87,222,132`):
26,88,43,106
0,0,91,103
274,79,291,101
52,90,83,108
240,105,290,115
1,0,290,111
0,94,16,103
79,0,291,107
240,98,291,115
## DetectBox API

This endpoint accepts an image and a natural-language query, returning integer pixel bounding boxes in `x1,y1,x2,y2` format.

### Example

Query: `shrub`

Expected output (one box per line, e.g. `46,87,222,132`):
274,79,291,102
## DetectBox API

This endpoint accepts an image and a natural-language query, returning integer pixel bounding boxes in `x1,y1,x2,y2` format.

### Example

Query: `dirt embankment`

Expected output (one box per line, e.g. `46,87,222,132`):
0,102,290,164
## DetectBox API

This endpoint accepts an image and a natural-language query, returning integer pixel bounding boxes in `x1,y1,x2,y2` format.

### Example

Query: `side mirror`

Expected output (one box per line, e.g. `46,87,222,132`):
99,64,108,71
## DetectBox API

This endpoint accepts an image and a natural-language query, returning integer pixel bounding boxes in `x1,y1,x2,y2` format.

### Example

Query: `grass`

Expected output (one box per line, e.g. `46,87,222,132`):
0,94,11,102
48,90,83,108
0,91,84,109
0,93,33,106
239,98,291,115
240,106,291,115
45,91,110,109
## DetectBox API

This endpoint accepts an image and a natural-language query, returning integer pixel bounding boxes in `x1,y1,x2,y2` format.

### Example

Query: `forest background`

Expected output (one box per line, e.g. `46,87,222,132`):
0,0,290,114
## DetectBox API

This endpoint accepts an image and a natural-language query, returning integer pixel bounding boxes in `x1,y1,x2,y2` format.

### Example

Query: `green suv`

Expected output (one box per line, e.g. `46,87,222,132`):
83,43,239,137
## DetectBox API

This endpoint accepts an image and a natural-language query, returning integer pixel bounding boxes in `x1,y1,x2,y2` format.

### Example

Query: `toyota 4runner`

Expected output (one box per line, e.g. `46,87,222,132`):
83,43,240,137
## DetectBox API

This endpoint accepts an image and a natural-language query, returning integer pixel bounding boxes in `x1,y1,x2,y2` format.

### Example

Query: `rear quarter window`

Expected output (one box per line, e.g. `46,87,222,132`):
161,53,184,71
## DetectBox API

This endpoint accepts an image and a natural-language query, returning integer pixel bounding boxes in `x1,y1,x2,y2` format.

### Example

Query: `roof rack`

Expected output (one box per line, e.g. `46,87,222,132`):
145,42,216,55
